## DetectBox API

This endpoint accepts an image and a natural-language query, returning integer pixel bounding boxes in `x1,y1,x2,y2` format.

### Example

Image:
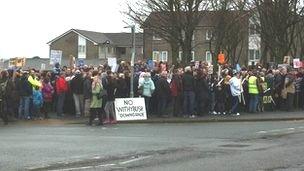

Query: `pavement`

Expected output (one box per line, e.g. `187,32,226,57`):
3,110,304,126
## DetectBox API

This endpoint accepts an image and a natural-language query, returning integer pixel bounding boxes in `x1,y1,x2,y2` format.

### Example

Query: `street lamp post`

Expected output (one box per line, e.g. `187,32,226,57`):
104,40,110,59
124,25,136,98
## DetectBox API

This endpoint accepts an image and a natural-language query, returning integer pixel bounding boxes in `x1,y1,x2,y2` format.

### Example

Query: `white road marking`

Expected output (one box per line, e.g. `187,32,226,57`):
96,163,116,167
49,166,94,171
119,156,152,165
49,163,116,171
257,131,267,134
256,127,304,134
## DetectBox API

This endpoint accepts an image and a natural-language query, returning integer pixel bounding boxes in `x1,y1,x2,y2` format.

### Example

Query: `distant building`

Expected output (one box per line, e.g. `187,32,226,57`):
47,29,144,66
143,11,259,66
2,57,52,70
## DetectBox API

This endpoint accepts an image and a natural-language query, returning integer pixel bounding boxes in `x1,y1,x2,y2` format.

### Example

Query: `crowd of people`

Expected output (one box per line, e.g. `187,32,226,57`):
1,60,304,125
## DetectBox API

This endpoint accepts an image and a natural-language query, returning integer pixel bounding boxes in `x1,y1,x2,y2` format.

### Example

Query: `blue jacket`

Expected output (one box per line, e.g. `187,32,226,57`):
33,89,43,107
139,78,155,97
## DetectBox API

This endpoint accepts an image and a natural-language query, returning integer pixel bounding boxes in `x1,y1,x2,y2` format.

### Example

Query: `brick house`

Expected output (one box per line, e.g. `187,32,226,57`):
143,11,256,66
47,29,143,66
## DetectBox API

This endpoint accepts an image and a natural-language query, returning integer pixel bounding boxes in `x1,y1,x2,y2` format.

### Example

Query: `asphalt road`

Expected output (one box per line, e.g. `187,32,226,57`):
1,121,304,171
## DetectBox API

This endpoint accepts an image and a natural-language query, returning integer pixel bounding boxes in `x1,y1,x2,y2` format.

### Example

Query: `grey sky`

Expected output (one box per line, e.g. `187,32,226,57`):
0,0,130,59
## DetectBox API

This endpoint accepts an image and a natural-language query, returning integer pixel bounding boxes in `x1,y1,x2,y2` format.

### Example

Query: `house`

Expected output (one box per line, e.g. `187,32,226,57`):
47,29,144,66
143,11,256,66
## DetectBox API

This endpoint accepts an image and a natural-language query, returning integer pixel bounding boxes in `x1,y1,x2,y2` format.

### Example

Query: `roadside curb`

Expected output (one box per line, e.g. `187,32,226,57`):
65,117,304,125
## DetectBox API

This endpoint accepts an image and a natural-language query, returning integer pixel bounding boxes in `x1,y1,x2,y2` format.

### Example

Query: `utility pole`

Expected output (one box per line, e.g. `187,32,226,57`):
130,25,136,98
125,25,136,98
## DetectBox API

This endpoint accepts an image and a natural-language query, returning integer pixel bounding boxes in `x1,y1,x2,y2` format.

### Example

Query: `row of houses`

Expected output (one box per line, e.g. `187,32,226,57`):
0,12,263,70
46,12,263,67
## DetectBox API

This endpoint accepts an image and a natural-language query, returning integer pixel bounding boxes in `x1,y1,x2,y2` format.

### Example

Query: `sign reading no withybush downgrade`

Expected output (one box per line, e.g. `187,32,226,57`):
115,98,147,121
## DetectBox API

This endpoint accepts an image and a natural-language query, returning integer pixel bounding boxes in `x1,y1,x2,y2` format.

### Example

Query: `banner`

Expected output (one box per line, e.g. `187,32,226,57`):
115,98,147,121
9,57,26,67
50,50,62,65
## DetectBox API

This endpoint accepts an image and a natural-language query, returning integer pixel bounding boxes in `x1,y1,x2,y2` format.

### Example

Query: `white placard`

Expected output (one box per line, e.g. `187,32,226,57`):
293,58,302,68
41,63,46,70
50,50,62,65
115,98,147,121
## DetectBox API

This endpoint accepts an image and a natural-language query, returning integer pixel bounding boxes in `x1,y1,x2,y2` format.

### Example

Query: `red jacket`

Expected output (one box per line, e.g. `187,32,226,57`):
56,76,68,94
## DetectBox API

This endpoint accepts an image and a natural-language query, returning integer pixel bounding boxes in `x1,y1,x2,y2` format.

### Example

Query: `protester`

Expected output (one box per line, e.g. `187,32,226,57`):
170,69,183,117
2,59,304,126
83,71,93,117
229,70,242,116
104,72,117,124
155,71,170,117
55,72,68,117
41,77,54,119
32,86,43,119
70,70,84,117
88,70,103,126
18,71,32,120
248,71,260,113
0,71,9,124
138,72,155,116
182,66,195,118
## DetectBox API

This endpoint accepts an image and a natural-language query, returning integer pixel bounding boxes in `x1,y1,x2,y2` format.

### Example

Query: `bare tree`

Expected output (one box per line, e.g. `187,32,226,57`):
291,17,304,59
251,0,304,64
206,0,250,66
126,0,208,65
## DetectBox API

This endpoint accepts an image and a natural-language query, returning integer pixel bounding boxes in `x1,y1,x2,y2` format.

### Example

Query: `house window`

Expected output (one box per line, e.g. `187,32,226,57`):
179,51,183,61
206,30,213,41
78,36,86,59
191,51,195,61
153,32,162,40
206,51,212,63
153,51,168,62
117,47,126,55
160,51,168,62
179,51,194,61
152,51,160,61
249,49,260,61
108,47,114,54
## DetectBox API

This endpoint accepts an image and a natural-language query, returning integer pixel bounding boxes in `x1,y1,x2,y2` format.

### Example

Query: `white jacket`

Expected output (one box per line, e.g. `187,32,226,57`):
229,76,243,97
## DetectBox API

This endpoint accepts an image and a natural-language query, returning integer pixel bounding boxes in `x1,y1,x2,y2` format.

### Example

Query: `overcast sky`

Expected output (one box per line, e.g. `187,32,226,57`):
0,0,132,59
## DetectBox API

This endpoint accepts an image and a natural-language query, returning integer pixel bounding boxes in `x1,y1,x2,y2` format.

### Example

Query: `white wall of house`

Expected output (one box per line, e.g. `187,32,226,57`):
248,18,261,65
78,35,86,59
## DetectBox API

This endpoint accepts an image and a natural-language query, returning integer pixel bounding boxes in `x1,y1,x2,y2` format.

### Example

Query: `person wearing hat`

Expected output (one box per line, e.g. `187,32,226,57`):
70,70,84,118
229,70,242,116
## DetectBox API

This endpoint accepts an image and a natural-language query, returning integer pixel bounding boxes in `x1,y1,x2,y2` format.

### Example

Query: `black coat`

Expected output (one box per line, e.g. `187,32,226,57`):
155,77,170,99
19,76,32,97
104,78,117,101
115,78,128,98
195,77,209,99
70,74,84,95
83,77,92,99
182,72,195,92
